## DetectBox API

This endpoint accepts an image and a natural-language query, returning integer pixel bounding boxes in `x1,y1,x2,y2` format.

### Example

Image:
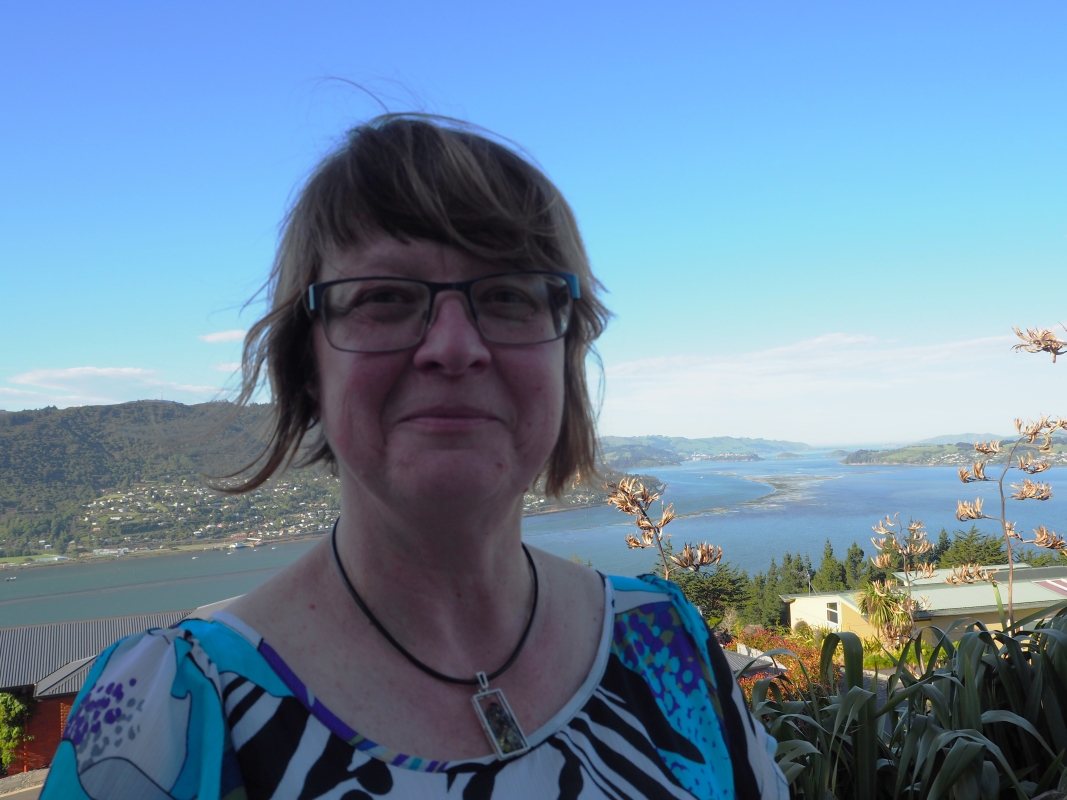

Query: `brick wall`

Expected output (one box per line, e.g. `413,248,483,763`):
6,695,75,774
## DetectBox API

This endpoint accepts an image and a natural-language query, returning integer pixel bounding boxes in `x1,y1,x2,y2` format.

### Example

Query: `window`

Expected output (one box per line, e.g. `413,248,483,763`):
826,602,839,624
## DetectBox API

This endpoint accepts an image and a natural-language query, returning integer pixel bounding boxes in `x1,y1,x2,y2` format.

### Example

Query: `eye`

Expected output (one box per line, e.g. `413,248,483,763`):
355,287,416,306
474,278,544,315
482,286,534,305
325,280,426,322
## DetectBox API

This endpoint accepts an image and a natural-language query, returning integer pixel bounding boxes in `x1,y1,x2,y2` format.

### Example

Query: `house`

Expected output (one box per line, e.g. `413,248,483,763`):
781,563,1067,640
0,597,236,773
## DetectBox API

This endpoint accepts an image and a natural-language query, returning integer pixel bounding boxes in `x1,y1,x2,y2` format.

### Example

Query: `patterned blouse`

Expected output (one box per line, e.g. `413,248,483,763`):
41,574,788,799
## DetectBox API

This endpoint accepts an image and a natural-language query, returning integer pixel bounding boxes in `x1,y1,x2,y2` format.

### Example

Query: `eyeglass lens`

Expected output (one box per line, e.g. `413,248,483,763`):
320,273,574,353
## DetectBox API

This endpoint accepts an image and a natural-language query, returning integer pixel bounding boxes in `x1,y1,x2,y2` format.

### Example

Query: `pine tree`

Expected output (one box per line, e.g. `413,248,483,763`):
940,526,1007,567
932,529,951,564
844,541,867,588
812,539,847,591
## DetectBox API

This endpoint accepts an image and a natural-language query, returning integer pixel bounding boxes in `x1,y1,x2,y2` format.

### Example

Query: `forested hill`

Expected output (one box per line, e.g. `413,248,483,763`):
0,401,659,557
0,401,277,515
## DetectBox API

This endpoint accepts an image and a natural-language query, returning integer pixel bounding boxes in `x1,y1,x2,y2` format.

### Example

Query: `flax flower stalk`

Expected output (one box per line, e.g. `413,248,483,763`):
865,514,932,646
955,411,1066,626
607,477,721,580
1012,326,1067,363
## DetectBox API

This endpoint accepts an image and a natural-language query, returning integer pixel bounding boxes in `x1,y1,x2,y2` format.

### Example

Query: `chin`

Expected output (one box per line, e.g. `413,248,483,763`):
391,449,529,507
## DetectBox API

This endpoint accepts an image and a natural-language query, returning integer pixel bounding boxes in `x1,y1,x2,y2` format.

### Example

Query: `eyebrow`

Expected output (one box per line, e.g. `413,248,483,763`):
325,247,506,281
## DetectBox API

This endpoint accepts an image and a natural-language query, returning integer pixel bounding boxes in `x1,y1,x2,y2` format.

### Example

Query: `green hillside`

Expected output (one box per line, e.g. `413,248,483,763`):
599,434,813,458
0,401,274,510
0,401,662,558
600,444,680,470
842,439,1067,466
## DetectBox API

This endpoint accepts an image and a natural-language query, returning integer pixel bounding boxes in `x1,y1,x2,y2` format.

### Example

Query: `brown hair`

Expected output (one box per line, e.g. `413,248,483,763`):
224,114,609,496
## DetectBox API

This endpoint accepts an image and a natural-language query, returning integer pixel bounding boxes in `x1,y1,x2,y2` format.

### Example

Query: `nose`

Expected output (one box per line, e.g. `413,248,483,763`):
411,291,491,373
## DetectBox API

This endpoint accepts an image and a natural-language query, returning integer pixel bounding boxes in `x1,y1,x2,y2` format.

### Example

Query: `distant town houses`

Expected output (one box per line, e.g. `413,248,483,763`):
54,476,341,557
91,547,128,556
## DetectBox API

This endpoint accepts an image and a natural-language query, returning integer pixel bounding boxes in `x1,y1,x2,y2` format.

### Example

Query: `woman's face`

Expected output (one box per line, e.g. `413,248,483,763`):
313,236,566,514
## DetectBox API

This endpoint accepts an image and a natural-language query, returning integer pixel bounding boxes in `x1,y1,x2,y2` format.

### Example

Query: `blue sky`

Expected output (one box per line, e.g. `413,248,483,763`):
2,2,1064,444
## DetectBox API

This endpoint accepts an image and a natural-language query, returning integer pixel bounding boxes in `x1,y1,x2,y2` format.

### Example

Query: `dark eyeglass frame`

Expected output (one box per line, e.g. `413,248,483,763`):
307,271,581,353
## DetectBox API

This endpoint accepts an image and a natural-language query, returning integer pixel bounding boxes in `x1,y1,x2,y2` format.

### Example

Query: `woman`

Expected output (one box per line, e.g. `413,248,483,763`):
42,116,787,799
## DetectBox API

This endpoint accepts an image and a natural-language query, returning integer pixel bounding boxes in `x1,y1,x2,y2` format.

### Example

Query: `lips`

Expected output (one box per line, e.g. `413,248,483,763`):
397,405,501,429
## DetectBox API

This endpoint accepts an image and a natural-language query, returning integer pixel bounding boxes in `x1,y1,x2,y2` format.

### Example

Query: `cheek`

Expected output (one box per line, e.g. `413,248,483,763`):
513,347,566,436
313,331,398,452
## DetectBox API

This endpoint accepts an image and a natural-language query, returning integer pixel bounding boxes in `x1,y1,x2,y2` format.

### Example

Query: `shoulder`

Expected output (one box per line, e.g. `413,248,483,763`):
42,616,283,800
607,574,790,800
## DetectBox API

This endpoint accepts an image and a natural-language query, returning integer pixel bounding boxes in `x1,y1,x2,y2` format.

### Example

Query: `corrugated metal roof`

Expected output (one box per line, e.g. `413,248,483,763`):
38,658,98,697
1037,578,1067,598
784,575,1066,615
33,655,97,697
0,610,190,693
915,580,1062,612
903,564,1067,586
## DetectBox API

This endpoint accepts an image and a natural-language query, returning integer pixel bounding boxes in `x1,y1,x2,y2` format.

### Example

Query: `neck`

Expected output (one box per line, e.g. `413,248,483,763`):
330,477,536,679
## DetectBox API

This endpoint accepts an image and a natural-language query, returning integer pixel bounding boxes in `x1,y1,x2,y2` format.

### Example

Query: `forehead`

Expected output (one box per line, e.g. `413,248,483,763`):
320,236,502,283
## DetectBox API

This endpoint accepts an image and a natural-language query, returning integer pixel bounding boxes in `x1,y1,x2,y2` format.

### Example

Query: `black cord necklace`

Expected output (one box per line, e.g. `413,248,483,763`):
329,520,537,759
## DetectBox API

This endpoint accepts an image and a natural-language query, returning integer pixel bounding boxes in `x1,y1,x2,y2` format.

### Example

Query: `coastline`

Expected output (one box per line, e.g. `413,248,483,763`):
0,532,327,572
0,504,603,572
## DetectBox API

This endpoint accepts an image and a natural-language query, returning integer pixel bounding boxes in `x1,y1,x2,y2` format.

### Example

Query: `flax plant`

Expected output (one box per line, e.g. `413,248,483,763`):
743,607,1067,799
606,477,722,580
956,417,1067,626
736,326,1067,795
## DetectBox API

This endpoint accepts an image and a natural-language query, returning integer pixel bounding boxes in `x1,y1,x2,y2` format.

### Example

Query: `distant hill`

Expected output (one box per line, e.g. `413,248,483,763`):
0,401,273,511
828,450,849,457
912,433,1012,446
600,444,680,470
0,401,670,557
600,435,813,458
842,441,1067,466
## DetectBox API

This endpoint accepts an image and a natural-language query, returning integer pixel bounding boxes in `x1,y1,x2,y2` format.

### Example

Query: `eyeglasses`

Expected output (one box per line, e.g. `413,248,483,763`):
307,271,580,353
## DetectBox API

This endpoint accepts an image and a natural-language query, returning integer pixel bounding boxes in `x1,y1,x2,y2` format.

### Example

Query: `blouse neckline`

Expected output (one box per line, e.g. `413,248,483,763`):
209,572,615,771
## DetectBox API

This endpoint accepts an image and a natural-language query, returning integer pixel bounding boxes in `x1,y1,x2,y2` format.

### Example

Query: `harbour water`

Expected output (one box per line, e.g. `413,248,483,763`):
2,455,1063,626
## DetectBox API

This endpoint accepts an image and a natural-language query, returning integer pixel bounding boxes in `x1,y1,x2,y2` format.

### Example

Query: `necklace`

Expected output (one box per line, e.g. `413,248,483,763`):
329,521,537,760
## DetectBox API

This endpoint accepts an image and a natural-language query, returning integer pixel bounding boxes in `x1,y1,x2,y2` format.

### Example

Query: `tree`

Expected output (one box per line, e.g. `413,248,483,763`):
647,539,747,624
844,541,867,588
939,525,1007,567
742,565,783,628
776,552,812,595
812,539,847,591
740,552,811,628
1019,549,1067,567
673,563,748,624
931,529,951,564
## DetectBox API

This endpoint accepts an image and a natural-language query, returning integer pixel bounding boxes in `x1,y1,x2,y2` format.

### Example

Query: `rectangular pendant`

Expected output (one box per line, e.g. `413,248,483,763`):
471,687,531,760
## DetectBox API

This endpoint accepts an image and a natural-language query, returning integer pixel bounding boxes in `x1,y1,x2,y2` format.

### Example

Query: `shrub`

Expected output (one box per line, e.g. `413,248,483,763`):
733,626,838,702
0,692,32,775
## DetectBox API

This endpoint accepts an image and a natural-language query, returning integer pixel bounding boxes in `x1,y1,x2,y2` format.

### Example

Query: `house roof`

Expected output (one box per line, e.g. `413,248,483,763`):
897,564,1067,586
911,580,1065,616
0,610,191,694
782,574,1067,618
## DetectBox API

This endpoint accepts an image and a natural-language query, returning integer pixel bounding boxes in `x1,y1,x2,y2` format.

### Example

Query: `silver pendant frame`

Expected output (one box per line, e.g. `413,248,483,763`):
471,672,531,760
